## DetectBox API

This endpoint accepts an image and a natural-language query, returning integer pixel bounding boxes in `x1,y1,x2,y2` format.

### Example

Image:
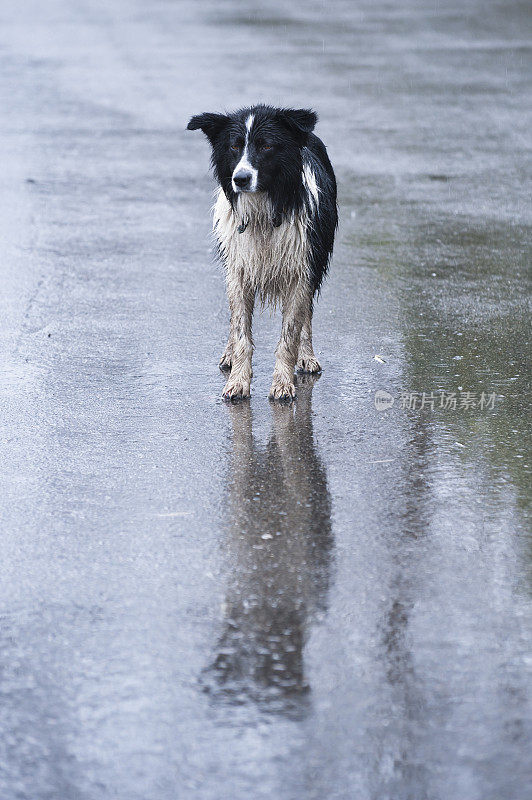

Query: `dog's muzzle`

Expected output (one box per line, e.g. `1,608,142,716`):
232,170,252,190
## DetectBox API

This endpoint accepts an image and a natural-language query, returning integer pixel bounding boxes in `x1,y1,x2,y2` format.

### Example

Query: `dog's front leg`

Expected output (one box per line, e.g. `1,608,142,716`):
222,275,254,400
219,313,236,372
269,286,310,402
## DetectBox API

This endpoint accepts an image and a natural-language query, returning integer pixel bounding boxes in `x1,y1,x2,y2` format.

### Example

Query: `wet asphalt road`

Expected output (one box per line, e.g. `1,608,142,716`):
1,1,531,798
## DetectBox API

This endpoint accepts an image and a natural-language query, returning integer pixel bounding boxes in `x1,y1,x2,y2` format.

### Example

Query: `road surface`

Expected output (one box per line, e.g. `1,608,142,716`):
0,1,530,798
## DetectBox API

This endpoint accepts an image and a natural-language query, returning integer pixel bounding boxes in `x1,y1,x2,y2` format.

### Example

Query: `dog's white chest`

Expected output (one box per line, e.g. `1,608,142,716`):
213,189,310,302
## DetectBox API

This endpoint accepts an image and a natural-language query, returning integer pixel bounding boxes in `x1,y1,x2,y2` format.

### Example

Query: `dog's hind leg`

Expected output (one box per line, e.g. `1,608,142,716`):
269,286,310,402
222,277,254,399
297,301,322,374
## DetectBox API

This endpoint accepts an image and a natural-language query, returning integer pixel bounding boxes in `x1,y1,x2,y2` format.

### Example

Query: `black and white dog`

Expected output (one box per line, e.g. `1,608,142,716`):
187,105,337,401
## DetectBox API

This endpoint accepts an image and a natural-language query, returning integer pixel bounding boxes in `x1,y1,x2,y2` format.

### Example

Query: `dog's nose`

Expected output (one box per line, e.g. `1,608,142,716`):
233,170,252,188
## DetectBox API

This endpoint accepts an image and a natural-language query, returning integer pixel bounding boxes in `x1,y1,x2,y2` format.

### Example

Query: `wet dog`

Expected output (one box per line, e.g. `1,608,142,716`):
187,105,337,400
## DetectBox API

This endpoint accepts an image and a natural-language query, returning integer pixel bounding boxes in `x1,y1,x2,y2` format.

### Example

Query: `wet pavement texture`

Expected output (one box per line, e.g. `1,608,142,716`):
1,1,531,798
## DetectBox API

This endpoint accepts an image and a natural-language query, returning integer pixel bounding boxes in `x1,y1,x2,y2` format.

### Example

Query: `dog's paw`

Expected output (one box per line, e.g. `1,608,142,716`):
296,356,322,374
269,377,296,403
219,351,232,372
222,376,250,400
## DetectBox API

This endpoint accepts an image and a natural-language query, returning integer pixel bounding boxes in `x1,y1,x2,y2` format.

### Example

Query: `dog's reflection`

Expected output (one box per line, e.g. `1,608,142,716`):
203,376,332,716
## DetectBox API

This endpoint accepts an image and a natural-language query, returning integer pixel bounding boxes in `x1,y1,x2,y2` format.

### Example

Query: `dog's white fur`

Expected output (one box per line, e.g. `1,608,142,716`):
302,162,320,210
213,188,310,305
231,115,258,193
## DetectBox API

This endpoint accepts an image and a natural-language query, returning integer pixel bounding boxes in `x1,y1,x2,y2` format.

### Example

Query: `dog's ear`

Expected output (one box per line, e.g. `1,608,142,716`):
276,108,317,144
187,112,230,146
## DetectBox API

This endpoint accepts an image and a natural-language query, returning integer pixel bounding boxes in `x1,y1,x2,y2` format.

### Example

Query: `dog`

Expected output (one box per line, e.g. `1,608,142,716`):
187,105,337,401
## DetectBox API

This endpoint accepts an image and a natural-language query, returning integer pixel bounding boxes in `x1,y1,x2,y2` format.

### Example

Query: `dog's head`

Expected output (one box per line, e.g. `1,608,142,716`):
187,105,317,201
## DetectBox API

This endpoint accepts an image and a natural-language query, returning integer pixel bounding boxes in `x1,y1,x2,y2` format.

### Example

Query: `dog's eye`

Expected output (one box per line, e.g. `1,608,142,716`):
230,142,241,153
261,143,273,152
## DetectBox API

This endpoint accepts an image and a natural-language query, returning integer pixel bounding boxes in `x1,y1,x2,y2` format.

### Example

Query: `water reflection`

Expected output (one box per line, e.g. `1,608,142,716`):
367,206,532,795
376,414,434,799
203,376,332,717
